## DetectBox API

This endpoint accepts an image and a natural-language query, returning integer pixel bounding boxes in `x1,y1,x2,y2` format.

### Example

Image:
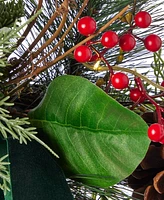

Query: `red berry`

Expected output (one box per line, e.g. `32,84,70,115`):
144,34,162,52
161,81,164,94
111,72,129,89
74,45,92,63
161,81,164,87
130,88,144,103
77,16,96,36
119,33,136,51
148,123,164,142
159,137,164,144
134,11,152,28
101,31,119,48
89,54,99,62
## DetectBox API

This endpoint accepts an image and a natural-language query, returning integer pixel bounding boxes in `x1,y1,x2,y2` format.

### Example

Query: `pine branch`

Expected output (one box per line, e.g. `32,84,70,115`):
0,96,59,158
0,0,24,29
0,155,10,195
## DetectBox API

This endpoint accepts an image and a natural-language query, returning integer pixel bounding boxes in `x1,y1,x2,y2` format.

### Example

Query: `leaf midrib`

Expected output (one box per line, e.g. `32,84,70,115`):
30,119,145,134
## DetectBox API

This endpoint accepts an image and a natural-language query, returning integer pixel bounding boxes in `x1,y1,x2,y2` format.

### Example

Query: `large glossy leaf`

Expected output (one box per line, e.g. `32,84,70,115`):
29,75,150,187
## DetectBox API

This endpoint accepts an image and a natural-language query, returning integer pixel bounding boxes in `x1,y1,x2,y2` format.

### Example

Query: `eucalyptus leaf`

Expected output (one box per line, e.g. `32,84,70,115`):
29,75,150,187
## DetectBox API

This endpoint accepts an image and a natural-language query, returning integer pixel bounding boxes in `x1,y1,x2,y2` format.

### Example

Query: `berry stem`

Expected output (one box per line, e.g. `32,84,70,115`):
86,40,100,46
82,63,164,91
101,56,114,93
132,33,144,42
134,77,164,125
104,60,113,93
100,48,111,56
150,92,164,99
134,77,146,92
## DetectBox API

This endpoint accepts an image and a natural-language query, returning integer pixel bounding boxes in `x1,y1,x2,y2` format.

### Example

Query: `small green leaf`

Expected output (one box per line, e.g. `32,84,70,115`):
29,75,150,187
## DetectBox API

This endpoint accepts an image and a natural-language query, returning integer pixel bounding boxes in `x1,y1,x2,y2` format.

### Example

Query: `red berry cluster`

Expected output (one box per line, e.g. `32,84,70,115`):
73,11,164,144
74,11,162,63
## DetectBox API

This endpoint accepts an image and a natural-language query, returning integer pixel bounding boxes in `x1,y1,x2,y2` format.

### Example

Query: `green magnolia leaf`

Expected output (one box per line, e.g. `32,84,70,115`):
29,75,150,187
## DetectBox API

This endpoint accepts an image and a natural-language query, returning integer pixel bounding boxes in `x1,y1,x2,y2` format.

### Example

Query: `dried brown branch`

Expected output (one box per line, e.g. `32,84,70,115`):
7,0,69,84
34,5,130,74
35,0,89,66
17,0,43,47
12,0,68,72
33,1,68,58
7,4,130,96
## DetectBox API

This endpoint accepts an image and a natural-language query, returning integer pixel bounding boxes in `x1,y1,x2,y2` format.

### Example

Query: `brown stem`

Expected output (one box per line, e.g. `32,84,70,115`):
10,0,68,77
35,0,89,66
17,0,43,47
32,5,130,75
7,4,130,95
33,5,68,57
132,0,137,15
7,0,69,85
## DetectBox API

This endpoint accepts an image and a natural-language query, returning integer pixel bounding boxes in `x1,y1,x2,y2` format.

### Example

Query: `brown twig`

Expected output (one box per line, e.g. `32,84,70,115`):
17,0,43,47
7,0,69,85
32,5,130,76
10,0,68,77
132,0,137,16
33,2,68,58
35,0,89,66
7,4,130,96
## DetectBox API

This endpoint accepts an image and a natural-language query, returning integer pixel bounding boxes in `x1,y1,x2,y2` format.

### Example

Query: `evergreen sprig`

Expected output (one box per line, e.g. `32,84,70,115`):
0,97,38,143
0,6,59,195
0,155,10,195
0,0,24,29
0,98,59,194
0,96,59,152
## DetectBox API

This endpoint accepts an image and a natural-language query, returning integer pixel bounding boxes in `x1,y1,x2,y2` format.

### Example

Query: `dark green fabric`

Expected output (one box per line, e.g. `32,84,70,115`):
6,138,73,200
0,189,4,200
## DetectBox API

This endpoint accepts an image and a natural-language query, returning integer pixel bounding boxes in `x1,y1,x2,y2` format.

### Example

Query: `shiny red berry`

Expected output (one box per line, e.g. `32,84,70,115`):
148,123,164,142
119,33,136,51
161,81,164,94
77,16,96,36
161,81,164,87
130,88,144,102
74,45,92,63
144,34,162,52
101,31,119,48
89,54,99,62
134,11,152,28
111,72,129,89
159,137,164,144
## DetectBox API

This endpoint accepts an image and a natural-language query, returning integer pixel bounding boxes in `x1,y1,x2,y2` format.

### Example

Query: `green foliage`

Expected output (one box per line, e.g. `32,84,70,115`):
0,96,37,195
0,9,42,82
0,0,163,198
0,0,24,29
0,155,10,195
0,6,59,196
0,97,38,143
0,1,26,195
152,50,164,84
29,75,150,187
0,85,58,196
